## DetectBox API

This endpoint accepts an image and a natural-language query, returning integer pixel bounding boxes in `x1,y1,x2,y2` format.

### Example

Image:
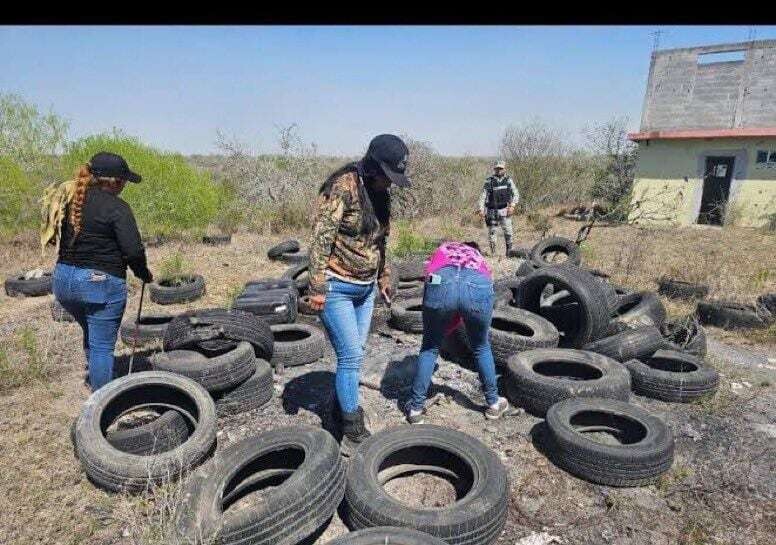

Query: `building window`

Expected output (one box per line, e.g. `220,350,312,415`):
755,150,776,168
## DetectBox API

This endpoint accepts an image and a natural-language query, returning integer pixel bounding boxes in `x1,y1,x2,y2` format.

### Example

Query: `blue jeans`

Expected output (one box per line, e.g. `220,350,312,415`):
320,278,376,414
408,266,498,411
53,262,127,391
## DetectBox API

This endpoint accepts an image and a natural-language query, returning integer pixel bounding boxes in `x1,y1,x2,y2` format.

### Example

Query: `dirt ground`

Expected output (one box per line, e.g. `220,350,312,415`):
1,218,775,545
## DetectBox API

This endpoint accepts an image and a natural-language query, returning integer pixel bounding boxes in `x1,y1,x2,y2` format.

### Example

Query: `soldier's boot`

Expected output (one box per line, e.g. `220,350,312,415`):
504,235,513,257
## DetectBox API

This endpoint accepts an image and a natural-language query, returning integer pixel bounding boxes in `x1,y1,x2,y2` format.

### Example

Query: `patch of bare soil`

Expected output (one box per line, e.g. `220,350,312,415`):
383,474,458,509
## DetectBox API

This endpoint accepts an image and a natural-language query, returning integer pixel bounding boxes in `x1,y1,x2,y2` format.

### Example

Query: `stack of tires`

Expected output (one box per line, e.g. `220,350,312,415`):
119,314,175,346
159,309,275,417
268,239,308,264
232,278,299,325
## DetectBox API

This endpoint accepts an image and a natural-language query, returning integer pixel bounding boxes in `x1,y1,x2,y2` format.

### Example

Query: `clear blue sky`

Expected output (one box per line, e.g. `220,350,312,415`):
3,25,776,156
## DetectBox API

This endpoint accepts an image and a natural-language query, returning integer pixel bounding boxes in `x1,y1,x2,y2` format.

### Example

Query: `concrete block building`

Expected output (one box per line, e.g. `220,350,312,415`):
628,40,776,228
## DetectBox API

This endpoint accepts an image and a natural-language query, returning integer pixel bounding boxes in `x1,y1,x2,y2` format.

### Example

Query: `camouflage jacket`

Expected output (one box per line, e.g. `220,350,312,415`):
307,171,391,297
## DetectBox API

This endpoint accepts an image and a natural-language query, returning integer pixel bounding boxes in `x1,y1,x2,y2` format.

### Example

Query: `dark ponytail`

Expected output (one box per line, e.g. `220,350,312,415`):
319,157,390,240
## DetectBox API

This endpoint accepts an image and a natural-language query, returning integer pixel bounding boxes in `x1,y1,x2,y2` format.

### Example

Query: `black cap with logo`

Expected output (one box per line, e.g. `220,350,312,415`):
88,152,142,183
366,134,412,188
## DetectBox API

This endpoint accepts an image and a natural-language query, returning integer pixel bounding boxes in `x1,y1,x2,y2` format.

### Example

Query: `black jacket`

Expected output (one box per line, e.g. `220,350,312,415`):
58,188,152,282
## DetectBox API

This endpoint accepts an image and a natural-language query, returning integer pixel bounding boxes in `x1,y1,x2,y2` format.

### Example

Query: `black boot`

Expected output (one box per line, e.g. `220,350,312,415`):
505,236,513,257
340,407,371,457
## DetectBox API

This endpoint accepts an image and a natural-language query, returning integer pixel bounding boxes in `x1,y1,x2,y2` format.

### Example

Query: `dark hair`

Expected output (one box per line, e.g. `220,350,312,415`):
462,240,481,252
318,157,390,239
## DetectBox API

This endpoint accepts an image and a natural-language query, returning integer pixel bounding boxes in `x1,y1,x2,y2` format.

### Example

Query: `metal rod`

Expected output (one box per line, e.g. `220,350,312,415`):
128,282,146,375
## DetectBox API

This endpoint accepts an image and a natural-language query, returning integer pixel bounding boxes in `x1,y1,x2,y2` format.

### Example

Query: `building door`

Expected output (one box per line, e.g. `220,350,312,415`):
698,156,735,225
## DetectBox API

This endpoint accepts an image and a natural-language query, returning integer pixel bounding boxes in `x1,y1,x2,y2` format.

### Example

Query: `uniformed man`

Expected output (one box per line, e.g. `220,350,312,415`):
478,160,519,256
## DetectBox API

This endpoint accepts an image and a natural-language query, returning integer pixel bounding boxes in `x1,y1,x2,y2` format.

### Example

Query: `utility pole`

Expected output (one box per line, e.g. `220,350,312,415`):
651,29,663,52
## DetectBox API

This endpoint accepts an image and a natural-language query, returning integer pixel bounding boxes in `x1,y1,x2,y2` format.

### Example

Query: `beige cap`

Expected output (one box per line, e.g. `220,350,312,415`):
494,160,506,169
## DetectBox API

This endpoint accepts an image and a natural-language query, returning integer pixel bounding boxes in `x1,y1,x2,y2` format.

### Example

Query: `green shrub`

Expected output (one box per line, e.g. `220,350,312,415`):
391,220,438,258
61,132,225,238
0,156,38,238
158,252,191,281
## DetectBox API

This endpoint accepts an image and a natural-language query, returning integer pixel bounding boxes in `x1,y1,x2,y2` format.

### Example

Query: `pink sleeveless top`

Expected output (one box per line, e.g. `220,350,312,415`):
424,242,492,335
425,242,492,278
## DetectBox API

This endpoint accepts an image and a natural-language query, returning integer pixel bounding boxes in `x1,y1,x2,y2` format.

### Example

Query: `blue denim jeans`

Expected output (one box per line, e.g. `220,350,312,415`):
53,262,127,391
320,277,376,414
408,265,498,411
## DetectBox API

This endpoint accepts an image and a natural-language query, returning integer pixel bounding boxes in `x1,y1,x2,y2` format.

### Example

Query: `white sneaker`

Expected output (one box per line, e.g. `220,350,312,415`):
485,397,509,420
406,408,425,424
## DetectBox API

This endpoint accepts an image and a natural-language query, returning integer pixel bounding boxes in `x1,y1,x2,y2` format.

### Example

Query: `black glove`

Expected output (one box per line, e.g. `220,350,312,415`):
140,269,153,284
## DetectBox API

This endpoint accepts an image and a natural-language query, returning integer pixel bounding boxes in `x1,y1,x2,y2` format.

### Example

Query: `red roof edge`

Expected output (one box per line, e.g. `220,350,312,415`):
628,127,776,141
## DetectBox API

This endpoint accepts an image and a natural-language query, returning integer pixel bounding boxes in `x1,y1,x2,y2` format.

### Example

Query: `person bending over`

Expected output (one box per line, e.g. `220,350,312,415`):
405,240,509,423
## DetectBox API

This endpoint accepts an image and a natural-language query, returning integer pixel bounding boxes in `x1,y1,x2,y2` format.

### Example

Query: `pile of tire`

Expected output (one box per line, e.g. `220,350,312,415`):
149,274,206,305
119,313,175,346
4,270,52,297
232,278,298,324
71,371,217,493
268,239,309,264
160,308,275,417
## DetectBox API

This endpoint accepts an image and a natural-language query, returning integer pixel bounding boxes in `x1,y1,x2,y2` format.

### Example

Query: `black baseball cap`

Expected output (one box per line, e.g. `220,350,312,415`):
88,152,142,183
366,134,412,188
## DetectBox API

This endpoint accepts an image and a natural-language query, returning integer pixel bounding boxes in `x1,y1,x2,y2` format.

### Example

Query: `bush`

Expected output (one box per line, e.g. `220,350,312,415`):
390,220,439,258
0,93,68,182
0,156,38,238
61,132,225,238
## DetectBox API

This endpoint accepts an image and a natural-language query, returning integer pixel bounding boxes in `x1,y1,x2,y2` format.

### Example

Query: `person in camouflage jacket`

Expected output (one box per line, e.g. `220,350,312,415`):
307,134,412,456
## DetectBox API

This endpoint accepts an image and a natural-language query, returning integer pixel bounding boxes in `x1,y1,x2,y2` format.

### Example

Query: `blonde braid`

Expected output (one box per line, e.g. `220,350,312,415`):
69,163,96,238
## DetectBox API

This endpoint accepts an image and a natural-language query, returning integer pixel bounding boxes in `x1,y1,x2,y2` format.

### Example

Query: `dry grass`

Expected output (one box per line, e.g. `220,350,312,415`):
0,218,774,545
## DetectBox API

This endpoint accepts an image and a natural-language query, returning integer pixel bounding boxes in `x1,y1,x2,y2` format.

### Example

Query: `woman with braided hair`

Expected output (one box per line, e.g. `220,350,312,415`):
45,152,153,391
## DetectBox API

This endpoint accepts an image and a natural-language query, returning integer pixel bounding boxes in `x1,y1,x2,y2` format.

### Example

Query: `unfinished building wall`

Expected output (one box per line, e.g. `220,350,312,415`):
641,40,776,132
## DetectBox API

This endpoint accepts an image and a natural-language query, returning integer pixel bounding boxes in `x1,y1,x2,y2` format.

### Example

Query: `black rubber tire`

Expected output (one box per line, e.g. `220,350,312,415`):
458,307,559,366
174,427,345,545
268,239,301,260
394,258,426,281
269,323,326,368
281,262,310,295
657,277,709,300
149,274,206,305
143,234,166,248
758,293,776,315
394,279,425,300
202,234,232,246
245,278,297,292
5,271,53,297
212,359,274,417
506,348,631,416
120,314,174,346
278,251,309,264
582,327,665,362
659,317,707,358
530,237,582,267
73,371,217,493
512,266,611,348
344,424,508,545
151,342,257,393
506,247,530,259
696,300,773,330
232,287,298,325
515,260,541,277
51,298,76,322
624,349,719,403
542,397,674,487
594,277,620,312
105,410,190,456
163,308,274,361
389,297,424,334
608,291,667,335
327,527,448,545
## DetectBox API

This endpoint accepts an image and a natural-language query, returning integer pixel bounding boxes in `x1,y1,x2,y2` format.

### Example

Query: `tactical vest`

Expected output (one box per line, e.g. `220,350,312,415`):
485,176,514,210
